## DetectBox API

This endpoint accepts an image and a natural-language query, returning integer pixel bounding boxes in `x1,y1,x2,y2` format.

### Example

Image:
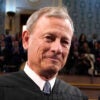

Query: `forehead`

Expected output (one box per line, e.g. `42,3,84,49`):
32,16,73,40
30,16,73,39
35,15,73,33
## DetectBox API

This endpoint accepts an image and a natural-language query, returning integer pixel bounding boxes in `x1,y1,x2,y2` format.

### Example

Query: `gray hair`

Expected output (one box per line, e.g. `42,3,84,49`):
26,6,74,33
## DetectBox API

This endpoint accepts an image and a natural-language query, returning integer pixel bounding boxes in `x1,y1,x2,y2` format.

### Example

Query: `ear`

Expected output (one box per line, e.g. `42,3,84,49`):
22,30,30,50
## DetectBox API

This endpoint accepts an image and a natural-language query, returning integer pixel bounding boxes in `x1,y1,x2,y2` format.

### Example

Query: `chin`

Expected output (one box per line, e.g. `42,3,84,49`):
40,64,63,79
45,64,61,73
41,68,57,79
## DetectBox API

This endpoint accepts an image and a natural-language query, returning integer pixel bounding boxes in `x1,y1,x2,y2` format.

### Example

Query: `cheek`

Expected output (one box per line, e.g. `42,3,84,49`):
35,44,50,58
63,49,69,62
28,40,40,58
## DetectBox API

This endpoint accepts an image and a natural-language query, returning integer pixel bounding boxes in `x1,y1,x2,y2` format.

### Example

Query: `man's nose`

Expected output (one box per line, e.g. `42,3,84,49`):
51,40,62,54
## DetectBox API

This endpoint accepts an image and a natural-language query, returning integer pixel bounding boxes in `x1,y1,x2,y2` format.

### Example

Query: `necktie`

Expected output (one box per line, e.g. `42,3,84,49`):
43,81,51,94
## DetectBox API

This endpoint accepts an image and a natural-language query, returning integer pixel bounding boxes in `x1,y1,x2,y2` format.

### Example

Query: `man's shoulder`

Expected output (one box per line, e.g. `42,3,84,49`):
56,78,76,89
0,71,24,86
55,78,88,99
56,78,85,96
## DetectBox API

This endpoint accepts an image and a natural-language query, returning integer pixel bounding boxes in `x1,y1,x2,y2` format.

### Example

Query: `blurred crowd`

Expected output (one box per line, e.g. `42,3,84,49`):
0,32,100,76
62,33,100,76
0,32,27,73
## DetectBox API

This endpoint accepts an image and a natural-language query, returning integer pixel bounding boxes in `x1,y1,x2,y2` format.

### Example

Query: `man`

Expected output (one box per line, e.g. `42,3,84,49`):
0,7,88,100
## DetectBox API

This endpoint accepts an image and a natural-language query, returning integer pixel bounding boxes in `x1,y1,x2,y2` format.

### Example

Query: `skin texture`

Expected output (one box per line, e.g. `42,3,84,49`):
22,15,73,80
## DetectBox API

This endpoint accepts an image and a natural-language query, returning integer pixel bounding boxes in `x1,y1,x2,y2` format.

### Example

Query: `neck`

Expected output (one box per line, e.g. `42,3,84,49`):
40,73,57,81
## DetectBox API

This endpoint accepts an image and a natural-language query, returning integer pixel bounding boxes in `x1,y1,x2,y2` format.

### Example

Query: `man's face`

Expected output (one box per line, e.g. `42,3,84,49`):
22,16,73,78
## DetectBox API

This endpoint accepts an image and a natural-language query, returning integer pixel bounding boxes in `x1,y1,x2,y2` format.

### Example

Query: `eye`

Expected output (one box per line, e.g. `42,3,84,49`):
61,39,71,47
45,35,55,42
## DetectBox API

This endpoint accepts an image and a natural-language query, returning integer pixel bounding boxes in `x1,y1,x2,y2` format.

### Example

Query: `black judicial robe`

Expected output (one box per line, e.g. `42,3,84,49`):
0,71,88,100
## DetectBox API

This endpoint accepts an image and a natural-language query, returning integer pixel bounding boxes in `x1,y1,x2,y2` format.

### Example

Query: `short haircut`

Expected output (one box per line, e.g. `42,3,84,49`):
26,6,74,33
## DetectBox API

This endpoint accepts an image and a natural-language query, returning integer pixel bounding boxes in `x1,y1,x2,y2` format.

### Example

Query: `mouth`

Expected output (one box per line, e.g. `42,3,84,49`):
46,56,62,63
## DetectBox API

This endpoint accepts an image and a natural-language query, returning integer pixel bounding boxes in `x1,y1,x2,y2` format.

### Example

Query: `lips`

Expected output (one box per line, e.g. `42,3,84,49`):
44,55,62,63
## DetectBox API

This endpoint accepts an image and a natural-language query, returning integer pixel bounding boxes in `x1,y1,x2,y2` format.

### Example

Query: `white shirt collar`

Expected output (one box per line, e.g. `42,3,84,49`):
24,63,56,91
